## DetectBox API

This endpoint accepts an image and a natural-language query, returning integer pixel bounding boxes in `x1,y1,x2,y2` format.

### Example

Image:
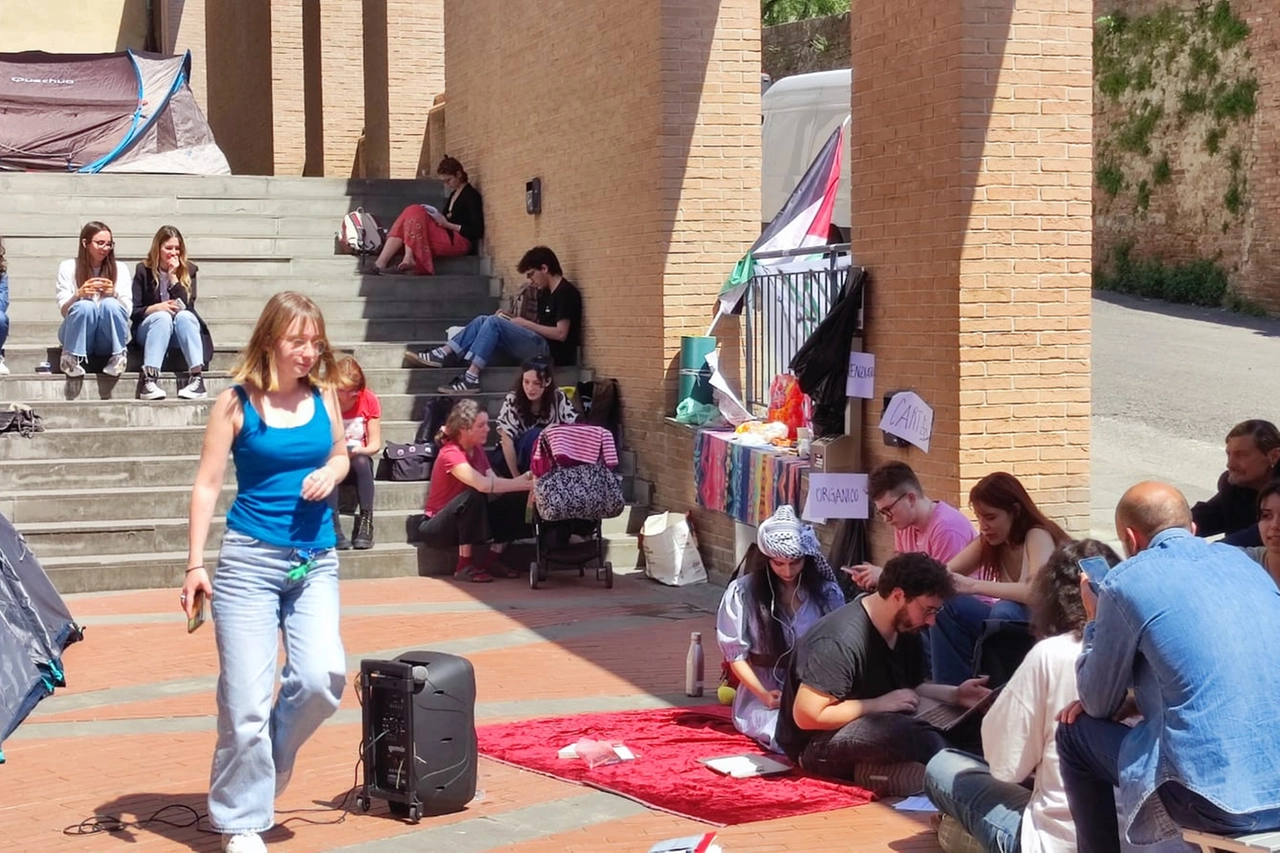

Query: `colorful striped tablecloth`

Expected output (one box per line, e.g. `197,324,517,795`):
693,430,808,527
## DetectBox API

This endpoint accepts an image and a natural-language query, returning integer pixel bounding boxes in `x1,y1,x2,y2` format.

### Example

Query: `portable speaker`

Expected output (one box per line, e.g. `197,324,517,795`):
356,651,477,822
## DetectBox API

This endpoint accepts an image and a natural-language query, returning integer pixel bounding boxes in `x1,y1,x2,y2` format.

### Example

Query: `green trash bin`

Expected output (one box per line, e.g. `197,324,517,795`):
677,335,717,406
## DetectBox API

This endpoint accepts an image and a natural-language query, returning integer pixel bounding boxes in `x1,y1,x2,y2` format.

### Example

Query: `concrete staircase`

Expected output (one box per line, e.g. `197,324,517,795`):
0,173,647,593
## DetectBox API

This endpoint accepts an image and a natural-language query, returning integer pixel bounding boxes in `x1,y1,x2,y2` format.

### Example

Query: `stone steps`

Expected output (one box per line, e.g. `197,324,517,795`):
0,173,645,594
20,501,646,559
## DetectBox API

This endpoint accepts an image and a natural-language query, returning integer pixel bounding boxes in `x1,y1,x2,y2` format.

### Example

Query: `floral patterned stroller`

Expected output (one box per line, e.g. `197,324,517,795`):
527,424,625,589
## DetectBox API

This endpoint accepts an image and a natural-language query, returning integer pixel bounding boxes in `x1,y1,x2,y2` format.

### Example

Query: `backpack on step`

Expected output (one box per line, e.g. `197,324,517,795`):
376,396,456,482
338,208,384,255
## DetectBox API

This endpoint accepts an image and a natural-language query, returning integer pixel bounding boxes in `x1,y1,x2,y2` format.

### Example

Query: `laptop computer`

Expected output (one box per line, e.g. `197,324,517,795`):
912,685,1004,732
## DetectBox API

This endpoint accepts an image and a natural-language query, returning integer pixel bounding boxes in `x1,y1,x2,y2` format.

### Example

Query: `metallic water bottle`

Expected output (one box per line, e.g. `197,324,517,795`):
685,631,705,697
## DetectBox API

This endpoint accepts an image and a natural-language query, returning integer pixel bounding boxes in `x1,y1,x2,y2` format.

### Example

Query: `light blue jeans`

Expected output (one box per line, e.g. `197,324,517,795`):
208,530,345,834
925,749,1030,853
446,314,548,369
137,309,203,370
58,297,130,358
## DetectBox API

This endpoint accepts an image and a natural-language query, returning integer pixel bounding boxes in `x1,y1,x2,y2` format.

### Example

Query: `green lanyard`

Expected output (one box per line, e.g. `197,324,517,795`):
288,549,318,582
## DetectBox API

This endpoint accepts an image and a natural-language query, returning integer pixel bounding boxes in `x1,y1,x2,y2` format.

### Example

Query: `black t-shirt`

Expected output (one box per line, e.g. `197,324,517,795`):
537,279,582,367
774,595,927,761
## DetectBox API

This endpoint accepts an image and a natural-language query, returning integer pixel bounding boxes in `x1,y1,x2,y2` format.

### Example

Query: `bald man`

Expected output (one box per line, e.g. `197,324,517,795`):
1055,482,1280,852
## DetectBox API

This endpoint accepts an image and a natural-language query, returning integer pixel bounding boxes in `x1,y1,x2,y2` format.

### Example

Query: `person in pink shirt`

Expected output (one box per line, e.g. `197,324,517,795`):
847,462,976,590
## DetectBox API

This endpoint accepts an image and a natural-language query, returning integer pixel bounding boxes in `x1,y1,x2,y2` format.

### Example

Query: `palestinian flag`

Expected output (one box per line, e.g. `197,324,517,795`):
715,123,845,317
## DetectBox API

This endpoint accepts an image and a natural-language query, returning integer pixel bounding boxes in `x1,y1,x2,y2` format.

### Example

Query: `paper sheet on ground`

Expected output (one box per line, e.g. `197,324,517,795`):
893,795,938,812
705,349,753,425
846,351,875,399
879,391,934,453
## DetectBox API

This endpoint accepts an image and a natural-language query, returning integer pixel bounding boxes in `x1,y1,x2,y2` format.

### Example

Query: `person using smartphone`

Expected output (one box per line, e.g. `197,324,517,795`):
55,221,132,379
183,292,349,853
131,225,213,400
924,539,1121,853
329,355,383,550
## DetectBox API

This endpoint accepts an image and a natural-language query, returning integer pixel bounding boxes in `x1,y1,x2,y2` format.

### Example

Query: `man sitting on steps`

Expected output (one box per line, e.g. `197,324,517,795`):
404,245,582,395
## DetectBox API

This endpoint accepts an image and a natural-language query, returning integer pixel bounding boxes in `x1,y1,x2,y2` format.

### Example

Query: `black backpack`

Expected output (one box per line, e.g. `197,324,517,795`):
576,379,621,446
376,396,456,482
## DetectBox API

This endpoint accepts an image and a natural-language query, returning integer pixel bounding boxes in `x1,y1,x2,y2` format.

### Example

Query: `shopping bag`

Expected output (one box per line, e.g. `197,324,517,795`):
639,512,707,586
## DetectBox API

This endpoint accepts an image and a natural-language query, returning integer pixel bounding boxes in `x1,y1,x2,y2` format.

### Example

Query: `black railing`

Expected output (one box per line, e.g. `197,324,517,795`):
740,243,854,412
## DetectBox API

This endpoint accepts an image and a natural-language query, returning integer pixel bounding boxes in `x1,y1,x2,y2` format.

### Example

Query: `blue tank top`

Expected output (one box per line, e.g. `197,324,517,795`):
225,385,336,549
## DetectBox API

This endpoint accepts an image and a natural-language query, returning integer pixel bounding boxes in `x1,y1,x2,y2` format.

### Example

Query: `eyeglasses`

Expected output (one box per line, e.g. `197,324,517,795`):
89,240,115,249
285,337,326,354
876,492,909,521
911,599,942,618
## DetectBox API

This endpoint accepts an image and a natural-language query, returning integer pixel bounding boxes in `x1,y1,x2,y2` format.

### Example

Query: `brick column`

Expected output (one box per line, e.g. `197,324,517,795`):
853,0,1093,553
443,0,761,568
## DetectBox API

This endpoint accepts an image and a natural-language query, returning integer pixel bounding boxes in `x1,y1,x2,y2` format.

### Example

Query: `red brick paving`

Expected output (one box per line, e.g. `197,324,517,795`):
0,575,942,852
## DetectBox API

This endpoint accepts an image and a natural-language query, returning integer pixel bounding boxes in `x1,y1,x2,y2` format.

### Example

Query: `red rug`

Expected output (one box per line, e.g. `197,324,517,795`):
476,704,874,826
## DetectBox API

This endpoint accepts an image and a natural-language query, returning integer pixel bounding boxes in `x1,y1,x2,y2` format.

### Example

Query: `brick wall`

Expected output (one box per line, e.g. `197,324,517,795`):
443,0,761,573
168,0,443,177
1093,0,1279,312
852,0,1094,560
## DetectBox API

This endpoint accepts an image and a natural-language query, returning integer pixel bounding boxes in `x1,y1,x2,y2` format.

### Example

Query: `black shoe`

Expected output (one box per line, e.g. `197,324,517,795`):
334,514,352,550
438,373,481,394
353,511,374,550
404,349,447,368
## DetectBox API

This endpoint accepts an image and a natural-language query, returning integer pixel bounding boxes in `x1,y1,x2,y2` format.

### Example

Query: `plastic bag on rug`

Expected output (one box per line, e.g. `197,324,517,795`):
640,512,707,586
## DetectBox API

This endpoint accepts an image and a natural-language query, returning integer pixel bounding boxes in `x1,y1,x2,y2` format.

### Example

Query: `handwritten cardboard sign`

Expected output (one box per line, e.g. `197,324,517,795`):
846,351,875,399
801,473,869,522
879,391,934,453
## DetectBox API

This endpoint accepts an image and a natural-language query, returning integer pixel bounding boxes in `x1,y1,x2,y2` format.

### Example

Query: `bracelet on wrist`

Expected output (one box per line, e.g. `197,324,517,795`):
186,565,205,573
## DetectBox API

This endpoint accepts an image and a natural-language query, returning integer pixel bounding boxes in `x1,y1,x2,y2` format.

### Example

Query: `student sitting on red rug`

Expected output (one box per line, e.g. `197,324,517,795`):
774,553,992,786
716,506,845,753
418,399,534,582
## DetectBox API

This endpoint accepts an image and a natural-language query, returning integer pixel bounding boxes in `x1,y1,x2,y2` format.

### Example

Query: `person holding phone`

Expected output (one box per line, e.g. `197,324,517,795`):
131,226,213,400
55,221,132,379
182,292,349,853
330,355,382,550
404,246,581,395
924,539,1120,853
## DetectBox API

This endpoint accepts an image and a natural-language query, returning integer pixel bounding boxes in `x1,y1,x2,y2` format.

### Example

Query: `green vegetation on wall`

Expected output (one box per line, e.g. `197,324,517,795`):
1093,1,1256,217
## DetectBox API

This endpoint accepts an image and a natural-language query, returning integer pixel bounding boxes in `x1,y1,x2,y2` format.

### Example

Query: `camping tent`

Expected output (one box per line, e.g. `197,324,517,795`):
0,49,230,174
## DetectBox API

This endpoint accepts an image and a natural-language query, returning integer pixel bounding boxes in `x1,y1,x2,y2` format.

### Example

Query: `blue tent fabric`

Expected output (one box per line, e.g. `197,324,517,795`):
0,511,81,761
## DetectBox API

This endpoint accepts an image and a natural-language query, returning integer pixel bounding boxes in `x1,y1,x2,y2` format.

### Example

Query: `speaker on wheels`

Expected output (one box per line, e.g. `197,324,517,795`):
356,651,477,822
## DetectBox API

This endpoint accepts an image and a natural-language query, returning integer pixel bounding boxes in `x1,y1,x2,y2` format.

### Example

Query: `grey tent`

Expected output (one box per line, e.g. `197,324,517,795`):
0,511,81,762
0,49,230,174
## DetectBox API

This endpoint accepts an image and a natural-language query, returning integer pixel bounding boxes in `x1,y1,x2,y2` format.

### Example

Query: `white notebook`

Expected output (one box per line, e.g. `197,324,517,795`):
699,753,793,779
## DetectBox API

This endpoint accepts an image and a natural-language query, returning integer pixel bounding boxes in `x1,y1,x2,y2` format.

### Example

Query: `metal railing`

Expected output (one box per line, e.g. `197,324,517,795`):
741,243,855,412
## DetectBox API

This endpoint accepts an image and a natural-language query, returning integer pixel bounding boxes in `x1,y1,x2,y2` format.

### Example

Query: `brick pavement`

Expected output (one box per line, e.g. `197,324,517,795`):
0,573,941,852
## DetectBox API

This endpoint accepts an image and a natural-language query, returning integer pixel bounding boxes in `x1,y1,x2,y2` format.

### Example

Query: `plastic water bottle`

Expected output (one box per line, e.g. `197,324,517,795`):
685,632,704,697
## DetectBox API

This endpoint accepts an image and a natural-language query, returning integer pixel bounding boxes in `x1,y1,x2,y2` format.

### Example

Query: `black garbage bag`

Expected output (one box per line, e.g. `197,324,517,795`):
789,267,868,437
0,511,82,762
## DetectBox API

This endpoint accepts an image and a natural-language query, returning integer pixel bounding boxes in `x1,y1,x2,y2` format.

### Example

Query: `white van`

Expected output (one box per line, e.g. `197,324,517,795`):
760,68,852,234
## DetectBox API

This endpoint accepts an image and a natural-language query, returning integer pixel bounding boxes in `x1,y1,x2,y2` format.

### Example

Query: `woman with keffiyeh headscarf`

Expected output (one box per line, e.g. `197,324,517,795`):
716,506,846,752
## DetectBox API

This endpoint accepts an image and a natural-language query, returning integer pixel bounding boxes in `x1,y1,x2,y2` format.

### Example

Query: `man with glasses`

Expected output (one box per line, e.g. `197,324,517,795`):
847,462,976,591
774,553,992,785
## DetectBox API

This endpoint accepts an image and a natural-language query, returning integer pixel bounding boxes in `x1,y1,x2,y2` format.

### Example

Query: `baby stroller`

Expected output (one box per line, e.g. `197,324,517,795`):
527,424,625,589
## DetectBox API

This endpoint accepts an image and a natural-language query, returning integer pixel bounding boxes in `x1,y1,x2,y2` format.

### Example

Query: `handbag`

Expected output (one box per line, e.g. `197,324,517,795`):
533,436,624,522
377,442,433,481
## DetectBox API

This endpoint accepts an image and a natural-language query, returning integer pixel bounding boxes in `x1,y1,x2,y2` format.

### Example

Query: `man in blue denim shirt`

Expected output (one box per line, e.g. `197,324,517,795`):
1056,481,1280,852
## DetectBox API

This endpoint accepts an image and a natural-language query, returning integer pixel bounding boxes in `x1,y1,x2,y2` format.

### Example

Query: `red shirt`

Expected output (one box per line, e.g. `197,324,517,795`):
424,441,490,516
341,388,381,446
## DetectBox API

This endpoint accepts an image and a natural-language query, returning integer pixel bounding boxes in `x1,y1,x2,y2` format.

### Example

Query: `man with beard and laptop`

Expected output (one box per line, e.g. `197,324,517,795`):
775,552,993,785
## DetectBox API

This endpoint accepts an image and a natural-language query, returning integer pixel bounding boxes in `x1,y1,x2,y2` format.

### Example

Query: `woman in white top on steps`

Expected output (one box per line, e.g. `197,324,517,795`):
55,221,132,379
923,538,1123,853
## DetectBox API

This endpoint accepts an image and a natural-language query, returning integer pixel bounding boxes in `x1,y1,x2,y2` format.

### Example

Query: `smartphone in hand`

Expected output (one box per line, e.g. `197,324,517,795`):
1078,556,1112,593
187,589,207,633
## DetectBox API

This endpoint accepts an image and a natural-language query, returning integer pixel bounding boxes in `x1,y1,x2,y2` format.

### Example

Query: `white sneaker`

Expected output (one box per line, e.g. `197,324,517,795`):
221,832,266,853
0,355,8,376
60,350,85,378
103,351,128,377
178,373,207,399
